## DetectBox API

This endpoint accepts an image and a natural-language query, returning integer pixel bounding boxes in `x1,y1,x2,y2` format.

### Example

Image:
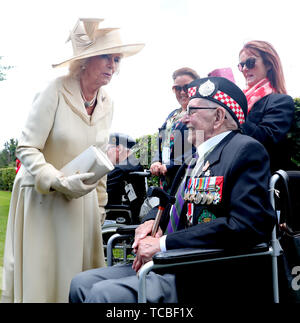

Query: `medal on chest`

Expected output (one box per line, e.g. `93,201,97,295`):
184,175,224,225
185,176,224,205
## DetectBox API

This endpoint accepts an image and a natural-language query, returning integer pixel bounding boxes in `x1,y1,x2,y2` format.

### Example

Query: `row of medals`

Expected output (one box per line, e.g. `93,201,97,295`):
183,175,220,205
184,189,215,205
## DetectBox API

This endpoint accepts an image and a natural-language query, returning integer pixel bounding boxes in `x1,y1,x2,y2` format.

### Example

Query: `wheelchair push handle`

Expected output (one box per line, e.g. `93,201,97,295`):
147,186,176,208
128,170,151,177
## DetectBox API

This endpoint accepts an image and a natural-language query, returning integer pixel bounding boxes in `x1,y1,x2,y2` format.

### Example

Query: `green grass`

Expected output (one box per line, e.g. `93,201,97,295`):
0,192,135,298
0,190,11,298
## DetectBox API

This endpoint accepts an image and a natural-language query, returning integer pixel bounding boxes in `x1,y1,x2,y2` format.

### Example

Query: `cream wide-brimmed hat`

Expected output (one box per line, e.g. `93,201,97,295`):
52,18,145,68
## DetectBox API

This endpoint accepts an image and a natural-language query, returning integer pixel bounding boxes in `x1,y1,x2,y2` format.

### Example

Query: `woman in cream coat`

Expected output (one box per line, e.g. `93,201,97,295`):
1,18,144,303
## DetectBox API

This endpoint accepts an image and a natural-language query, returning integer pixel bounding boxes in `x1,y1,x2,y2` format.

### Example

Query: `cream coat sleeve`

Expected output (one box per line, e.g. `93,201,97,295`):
95,97,114,207
16,79,63,194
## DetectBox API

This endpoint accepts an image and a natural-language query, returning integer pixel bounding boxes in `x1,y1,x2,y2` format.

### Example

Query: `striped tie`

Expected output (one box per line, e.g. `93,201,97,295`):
165,144,217,233
166,157,197,233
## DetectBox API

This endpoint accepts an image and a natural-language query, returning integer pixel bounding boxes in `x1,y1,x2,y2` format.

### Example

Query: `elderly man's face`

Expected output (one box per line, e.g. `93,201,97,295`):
183,98,217,147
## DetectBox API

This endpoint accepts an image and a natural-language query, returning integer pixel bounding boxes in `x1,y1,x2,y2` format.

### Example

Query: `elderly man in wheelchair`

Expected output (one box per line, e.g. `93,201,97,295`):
69,77,278,303
102,133,147,241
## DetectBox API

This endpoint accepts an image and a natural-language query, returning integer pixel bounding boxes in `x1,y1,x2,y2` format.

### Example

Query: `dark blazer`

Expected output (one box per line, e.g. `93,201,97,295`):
145,131,275,250
241,93,295,172
106,154,145,222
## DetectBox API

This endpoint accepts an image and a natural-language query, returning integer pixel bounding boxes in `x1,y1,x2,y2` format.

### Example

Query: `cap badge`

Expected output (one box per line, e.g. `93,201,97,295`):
198,80,215,97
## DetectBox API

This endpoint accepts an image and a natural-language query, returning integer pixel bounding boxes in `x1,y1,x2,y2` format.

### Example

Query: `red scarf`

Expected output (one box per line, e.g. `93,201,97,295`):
243,78,275,113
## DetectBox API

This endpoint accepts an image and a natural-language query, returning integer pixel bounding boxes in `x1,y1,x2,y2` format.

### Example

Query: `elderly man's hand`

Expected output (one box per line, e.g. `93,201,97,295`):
132,220,162,253
132,236,161,273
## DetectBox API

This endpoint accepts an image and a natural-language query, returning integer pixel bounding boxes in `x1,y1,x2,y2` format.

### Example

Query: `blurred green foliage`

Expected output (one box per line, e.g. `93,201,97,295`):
0,168,16,191
288,98,300,169
135,133,159,187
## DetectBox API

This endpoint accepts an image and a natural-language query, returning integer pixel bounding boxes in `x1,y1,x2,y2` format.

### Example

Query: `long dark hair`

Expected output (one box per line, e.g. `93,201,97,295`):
240,40,287,94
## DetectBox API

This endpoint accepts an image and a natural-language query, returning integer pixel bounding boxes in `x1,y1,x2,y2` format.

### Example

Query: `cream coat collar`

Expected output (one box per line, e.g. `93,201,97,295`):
60,75,111,126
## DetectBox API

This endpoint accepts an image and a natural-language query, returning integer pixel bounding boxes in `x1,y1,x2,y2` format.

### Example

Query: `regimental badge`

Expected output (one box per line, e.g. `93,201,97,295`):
198,80,215,97
111,136,117,144
198,209,216,223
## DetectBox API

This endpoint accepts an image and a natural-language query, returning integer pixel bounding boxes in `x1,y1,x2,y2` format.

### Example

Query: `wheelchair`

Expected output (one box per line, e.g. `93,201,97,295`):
102,170,159,262
106,170,300,303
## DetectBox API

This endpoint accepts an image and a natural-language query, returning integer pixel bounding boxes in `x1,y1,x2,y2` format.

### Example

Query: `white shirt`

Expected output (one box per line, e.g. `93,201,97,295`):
159,131,232,252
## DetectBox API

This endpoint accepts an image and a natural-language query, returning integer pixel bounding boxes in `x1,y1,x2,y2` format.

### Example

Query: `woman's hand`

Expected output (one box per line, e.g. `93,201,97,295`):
51,172,98,199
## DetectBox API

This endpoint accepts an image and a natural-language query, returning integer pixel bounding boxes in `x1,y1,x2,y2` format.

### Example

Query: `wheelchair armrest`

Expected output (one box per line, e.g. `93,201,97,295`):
152,243,269,265
116,224,139,235
153,248,224,265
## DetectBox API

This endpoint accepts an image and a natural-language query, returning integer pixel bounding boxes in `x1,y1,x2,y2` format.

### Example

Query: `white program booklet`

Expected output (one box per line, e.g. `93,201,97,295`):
60,145,114,184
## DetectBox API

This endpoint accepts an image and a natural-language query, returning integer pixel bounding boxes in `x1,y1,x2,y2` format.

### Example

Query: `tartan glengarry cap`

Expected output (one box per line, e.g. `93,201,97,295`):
187,77,247,126
109,132,136,149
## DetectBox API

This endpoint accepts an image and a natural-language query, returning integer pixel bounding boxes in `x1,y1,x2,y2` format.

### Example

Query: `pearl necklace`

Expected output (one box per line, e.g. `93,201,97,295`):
81,89,98,108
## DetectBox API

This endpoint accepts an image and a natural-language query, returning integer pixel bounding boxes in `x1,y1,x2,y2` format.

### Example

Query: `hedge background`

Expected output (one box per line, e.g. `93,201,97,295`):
0,167,16,191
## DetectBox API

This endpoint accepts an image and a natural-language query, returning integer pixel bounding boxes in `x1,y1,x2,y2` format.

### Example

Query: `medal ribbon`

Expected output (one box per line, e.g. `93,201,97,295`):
187,202,194,225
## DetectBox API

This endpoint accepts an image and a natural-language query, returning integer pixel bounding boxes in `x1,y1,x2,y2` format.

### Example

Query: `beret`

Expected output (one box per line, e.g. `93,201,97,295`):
109,132,136,149
187,77,247,127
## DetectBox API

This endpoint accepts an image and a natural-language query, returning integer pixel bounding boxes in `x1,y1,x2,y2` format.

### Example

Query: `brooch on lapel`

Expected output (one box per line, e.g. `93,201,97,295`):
202,160,211,176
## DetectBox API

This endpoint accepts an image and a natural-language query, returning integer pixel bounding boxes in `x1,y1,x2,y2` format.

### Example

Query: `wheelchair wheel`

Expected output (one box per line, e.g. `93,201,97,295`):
102,220,134,264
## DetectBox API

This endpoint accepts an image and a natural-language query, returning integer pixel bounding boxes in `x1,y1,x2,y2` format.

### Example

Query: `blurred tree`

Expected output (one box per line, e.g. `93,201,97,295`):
0,138,18,167
0,56,14,81
135,133,159,187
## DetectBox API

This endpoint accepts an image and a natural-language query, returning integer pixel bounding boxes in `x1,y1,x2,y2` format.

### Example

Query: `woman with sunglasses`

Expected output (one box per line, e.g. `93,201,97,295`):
150,67,199,192
238,40,294,172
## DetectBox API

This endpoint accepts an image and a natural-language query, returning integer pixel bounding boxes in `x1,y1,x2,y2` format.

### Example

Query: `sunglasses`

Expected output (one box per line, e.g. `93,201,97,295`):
172,85,189,93
187,107,217,115
237,57,256,72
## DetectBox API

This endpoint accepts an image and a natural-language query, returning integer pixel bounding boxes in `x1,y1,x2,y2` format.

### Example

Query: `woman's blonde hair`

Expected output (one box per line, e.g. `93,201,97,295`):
68,54,122,79
68,58,89,79
239,40,287,94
